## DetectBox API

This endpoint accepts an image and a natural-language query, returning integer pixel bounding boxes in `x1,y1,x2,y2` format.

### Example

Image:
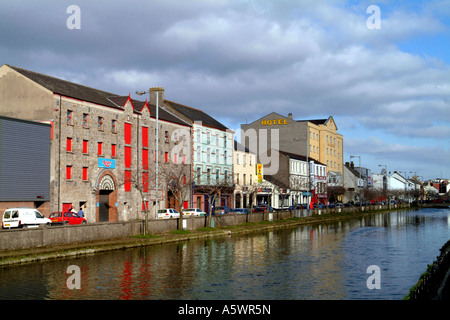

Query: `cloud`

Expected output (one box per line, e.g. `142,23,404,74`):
1,0,448,179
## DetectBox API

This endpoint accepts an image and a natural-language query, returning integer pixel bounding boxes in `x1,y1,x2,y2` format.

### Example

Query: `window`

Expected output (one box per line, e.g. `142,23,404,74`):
82,167,88,181
66,138,72,152
125,146,132,168
98,116,104,130
216,169,219,183
124,170,131,192
165,152,168,163
207,168,211,184
164,131,169,143
67,110,73,125
83,140,88,154
207,148,210,162
66,166,72,180
142,126,148,148
197,129,200,142
142,149,148,169
111,144,116,157
124,123,132,144
224,150,227,165
142,172,149,192
183,175,186,185
197,167,201,184
83,113,88,127
225,170,228,184
98,142,103,156
112,119,117,133
207,131,210,144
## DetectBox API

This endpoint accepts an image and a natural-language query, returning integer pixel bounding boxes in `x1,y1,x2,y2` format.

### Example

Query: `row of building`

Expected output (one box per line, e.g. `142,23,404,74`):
0,64,442,222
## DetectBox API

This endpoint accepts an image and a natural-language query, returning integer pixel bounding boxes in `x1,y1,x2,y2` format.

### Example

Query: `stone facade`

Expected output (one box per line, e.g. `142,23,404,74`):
0,65,191,221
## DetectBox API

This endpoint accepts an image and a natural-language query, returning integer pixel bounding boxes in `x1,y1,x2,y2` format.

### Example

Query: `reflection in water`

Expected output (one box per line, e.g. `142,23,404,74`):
0,208,448,300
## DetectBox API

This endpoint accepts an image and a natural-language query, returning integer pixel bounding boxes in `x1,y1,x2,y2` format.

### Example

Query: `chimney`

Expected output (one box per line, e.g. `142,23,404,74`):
350,161,354,169
149,87,164,106
288,113,293,120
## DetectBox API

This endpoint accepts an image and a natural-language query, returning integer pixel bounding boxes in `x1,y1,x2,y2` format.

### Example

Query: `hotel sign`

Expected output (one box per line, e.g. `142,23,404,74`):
261,118,288,126
98,158,115,169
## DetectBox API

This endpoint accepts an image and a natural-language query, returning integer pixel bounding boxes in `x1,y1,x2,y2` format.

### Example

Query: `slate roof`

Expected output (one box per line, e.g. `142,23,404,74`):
164,99,229,131
7,64,123,110
279,150,326,166
5,64,190,126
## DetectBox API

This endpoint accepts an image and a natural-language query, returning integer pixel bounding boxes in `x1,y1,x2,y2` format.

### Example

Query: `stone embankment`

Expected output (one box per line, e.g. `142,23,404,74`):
0,204,413,267
407,239,450,300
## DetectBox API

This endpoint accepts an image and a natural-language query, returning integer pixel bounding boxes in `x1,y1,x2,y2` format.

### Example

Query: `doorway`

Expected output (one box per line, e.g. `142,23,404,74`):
99,190,112,222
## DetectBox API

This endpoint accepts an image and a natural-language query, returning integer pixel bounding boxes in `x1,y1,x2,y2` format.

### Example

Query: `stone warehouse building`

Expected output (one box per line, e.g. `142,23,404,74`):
0,64,191,222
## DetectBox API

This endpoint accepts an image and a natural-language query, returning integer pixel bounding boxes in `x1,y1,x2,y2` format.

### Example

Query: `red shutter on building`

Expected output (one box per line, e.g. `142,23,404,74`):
98,142,103,155
83,140,88,154
142,126,148,148
124,123,132,144
124,170,131,192
66,166,72,180
82,167,88,180
67,138,72,152
125,146,132,168
142,149,148,170
143,172,149,192
111,144,116,157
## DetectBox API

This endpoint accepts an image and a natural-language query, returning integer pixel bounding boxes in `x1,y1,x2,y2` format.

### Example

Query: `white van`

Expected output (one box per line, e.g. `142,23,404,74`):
2,208,52,229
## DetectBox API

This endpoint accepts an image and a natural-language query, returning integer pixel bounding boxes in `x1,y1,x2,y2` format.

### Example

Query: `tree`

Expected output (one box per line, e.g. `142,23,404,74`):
120,167,152,235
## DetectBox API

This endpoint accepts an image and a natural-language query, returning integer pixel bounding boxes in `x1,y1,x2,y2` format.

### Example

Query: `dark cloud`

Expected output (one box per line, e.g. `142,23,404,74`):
1,0,448,179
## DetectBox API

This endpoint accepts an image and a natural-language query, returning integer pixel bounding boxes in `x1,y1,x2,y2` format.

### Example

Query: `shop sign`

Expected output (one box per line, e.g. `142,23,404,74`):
98,158,115,169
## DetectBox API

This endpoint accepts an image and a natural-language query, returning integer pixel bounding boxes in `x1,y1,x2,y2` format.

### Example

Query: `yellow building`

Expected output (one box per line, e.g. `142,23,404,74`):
241,113,343,187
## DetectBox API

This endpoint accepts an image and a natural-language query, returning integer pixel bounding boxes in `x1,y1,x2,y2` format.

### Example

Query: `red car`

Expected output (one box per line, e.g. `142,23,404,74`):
49,211,87,225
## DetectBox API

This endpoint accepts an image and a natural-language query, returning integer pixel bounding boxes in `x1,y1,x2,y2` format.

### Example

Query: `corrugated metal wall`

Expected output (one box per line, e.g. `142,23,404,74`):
0,116,51,201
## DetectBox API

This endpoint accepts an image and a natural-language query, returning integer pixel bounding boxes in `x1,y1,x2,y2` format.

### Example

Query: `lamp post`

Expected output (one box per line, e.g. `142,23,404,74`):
136,88,161,218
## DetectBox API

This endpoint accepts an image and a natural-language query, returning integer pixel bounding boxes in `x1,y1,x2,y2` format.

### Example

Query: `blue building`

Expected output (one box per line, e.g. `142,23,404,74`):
164,99,234,214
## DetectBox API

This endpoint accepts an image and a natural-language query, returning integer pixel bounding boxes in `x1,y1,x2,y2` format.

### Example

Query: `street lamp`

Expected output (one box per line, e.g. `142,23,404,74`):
136,88,162,217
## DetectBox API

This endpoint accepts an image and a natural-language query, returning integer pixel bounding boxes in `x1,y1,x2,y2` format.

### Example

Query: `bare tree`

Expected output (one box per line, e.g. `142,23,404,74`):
120,168,152,235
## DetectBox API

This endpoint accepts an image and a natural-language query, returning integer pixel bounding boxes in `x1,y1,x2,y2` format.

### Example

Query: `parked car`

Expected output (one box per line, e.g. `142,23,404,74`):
182,208,206,216
157,208,180,219
214,206,231,215
232,208,250,214
253,204,274,212
313,203,326,209
2,208,52,229
49,211,87,225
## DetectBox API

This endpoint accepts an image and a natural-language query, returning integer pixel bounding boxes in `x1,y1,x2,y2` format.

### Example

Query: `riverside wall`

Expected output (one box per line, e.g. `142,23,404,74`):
0,203,410,251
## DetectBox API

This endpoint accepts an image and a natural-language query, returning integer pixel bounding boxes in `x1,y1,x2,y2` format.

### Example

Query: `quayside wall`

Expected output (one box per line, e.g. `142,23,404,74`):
407,239,450,300
0,203,410,251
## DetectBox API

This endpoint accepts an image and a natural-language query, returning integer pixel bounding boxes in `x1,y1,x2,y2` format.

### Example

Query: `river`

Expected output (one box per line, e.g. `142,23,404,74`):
0,207,449,300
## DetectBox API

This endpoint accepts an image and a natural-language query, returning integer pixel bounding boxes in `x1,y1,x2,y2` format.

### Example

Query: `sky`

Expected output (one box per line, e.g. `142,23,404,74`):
0,0,449,181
